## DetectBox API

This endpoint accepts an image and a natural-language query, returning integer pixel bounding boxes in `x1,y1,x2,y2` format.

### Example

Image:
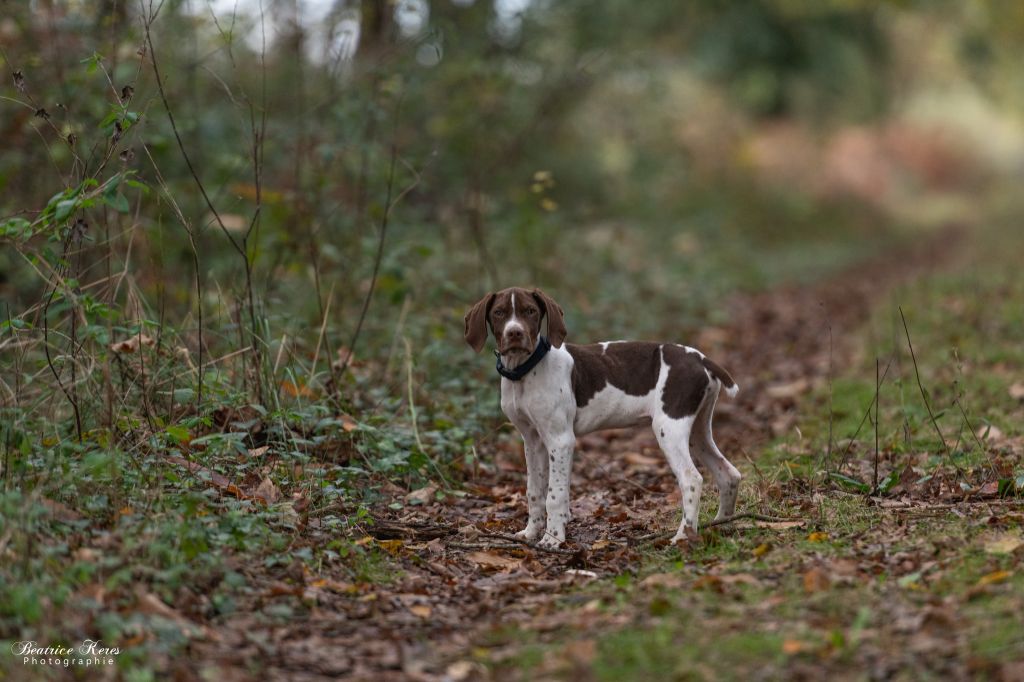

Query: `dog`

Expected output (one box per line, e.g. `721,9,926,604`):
464,287,741,548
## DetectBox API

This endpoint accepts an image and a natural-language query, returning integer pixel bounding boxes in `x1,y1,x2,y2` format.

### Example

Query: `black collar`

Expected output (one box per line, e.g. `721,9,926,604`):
495,337,551,381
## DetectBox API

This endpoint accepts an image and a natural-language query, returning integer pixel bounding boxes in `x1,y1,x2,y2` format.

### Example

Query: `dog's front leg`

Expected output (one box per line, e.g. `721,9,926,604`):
539,431,575,548
515,428,549,542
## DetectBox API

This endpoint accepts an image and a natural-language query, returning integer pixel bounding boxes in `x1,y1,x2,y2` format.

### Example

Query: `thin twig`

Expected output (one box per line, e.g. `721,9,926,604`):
898,306,959,472
636,512,804,543
837,355,894,473
337,96,424,377
873,357,880,492
476,531,578,556
404,336,449,486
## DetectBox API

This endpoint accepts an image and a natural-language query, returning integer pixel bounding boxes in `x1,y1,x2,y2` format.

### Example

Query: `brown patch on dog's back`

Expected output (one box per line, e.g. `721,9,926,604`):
661,345,711,419
567,342,662,408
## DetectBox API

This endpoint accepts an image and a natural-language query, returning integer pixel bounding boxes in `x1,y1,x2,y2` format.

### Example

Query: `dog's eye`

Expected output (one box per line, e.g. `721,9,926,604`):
526,308,538,316
493,310,506,318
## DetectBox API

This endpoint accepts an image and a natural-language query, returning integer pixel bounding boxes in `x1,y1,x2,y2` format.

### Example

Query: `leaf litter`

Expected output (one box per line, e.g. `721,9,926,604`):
175,228,1024,680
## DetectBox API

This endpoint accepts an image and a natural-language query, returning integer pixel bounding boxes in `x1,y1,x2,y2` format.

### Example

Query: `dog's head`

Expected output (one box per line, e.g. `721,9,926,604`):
464,287,567,361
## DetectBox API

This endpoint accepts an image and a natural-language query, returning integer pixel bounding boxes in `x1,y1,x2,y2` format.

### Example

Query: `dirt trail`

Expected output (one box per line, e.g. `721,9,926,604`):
191,227,966,681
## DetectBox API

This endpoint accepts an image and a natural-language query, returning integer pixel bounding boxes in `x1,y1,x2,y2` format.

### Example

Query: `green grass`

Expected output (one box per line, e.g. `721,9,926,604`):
481,216,1024,680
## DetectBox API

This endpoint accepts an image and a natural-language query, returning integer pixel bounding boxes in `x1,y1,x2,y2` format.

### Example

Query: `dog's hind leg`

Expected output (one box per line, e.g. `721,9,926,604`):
653,415,702,542
690,385,742,521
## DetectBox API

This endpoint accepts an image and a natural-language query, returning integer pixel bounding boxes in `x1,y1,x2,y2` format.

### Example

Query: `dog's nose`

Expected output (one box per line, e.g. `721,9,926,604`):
506,328,525,343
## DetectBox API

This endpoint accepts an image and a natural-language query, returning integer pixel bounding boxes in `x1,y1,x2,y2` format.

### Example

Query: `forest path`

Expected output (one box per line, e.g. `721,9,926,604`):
191,226,969,681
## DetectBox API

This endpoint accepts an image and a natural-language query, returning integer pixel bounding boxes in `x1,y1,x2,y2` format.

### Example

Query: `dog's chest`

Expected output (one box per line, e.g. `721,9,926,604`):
499,347,574,427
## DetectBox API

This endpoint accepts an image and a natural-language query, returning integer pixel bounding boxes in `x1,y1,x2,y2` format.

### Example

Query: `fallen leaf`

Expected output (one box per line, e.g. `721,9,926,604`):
281,379,314,398
976,424,1005,443
377,539,405,556
984,535,1024,555
563,639,597,666
110,333,155,354
409,604,432,618
592,539,611,550
753,520,805,530
267,582,303,598
719,573,761,587
803,567,830,593
978,480,1001,497
623,452,662,468
164,454,246,499
465,551,520,571
445,661,479,681
1008,382,1024,401
42,498,83,522
309,578,356,594
134,588,201,637
640,573,685,590
752,543,771,557
253,477,281,505
976,570,1012,587
782,639,808,655
564,569,598,580
406,485,437,505
807,531,830,542
692,575,723,592
766,378,810,400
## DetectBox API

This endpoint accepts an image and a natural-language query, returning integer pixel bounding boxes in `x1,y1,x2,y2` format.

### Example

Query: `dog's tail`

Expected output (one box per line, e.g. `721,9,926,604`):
702,357,739,398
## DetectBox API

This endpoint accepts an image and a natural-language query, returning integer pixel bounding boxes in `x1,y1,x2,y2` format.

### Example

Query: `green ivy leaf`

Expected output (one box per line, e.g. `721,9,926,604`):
104,192,130,213
0,218,31,238
165,425,191,444
55,199,77,223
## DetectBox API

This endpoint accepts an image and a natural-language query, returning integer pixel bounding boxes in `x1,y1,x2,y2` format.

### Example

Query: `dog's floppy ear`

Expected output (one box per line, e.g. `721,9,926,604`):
532,288,567,348
464,292,496,353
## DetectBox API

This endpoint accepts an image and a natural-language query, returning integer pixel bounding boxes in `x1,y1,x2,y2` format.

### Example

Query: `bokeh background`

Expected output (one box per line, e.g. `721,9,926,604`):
4,0,1023,358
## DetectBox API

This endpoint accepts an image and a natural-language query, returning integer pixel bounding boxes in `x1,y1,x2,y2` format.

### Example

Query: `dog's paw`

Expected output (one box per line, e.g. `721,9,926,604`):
670,526,701,547
514,526,542,542
536,533,564,550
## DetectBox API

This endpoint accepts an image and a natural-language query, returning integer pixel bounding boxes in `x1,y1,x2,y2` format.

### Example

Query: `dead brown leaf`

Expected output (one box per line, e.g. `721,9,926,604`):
408,604,432,619
406,484,437,505
253,476,282,505
640,573,686,590
719,572,762,587
281,379,314,398
110,333,154,354
623,451,662,468
752,520,805,530
976,424,1006,444
563,639,597,666
782,639,809,655
692,575,724,592
465,550,520,571
164,455,246,499
766,378,810,400
984,535,1024,555
1008,382,1024,401
976,569,1012,587
803,567,831,593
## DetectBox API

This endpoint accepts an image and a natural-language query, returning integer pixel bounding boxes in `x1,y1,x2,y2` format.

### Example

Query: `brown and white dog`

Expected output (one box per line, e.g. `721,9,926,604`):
465,287,741,548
